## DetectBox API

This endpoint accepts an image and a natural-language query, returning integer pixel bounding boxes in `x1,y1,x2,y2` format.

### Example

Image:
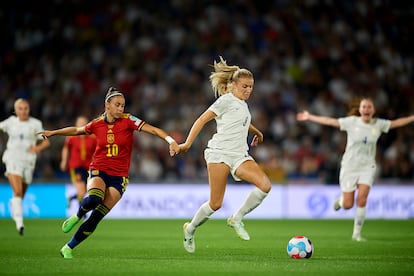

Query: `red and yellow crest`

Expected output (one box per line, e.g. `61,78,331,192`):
107,133,115,143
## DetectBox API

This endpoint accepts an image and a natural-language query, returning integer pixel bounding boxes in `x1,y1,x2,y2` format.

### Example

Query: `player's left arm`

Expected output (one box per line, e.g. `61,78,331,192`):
249,124,263,146
389,115,414,129
140,123,179,156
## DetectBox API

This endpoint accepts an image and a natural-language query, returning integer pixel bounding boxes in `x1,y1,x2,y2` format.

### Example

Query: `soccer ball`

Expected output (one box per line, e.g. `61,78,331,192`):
287,236,313,259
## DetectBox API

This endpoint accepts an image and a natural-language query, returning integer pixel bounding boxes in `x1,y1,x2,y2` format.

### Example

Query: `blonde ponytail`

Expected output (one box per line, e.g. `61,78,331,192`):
209,56,253,98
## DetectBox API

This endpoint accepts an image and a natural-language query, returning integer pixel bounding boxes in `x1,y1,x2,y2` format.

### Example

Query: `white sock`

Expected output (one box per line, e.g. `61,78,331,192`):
11,197,24,230
187,201,214,234
353,207,366,236
233,187,268,222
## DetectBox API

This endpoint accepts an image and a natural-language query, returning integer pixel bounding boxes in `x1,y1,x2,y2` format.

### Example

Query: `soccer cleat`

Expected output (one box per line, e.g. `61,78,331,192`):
183,222,195,253
333,198,341,211
62,214,80,233
18,227,24,236
60,244,73,259
227,216,250,241
352,234,367,242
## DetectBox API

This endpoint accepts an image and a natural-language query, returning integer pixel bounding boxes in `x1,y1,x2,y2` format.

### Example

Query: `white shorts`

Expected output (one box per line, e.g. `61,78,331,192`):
204,148,254,181
3,153,36,184
339,167,375,192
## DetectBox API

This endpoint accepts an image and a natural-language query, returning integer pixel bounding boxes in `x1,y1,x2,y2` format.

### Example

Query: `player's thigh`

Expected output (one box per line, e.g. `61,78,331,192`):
207,162,230,208
103,187,122,209
235,160,271,192
87,176,106,192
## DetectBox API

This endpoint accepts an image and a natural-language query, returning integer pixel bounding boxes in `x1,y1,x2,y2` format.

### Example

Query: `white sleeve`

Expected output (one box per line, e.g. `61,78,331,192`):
338,116,353,131
378,118,391,134
0,117,11,132
208,96,228,117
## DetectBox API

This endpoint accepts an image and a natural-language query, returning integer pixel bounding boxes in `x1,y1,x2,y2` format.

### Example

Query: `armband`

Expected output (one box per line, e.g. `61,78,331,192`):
165,136,176,145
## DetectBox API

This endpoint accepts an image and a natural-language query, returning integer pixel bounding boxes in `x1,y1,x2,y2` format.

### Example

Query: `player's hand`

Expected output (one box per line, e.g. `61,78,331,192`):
169,142,180,157
296,111,310,121
60,161,67,172
250,133,263,147
178,143,190,153
251,135,259,147
38,130,52,139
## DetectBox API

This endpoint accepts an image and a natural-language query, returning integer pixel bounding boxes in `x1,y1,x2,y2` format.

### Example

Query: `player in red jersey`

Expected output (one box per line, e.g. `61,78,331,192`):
39,87,180,259
60,116,97,208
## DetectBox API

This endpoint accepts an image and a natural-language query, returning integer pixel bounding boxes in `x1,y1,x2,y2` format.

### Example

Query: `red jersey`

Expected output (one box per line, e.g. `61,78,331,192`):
64,135,97,169
85,113,145,176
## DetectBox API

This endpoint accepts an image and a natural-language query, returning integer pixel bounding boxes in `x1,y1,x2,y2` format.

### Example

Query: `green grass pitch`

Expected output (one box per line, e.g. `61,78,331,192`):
0,219,413,275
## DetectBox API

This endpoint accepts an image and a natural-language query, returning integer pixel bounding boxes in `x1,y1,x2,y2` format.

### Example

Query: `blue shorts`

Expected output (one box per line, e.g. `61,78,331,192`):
89,169,129,196
70,167,89,184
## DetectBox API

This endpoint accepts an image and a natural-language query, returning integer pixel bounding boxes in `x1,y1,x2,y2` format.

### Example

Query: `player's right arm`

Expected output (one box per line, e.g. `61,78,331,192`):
39,126,86,139
297,111,340,128
179,110,216,152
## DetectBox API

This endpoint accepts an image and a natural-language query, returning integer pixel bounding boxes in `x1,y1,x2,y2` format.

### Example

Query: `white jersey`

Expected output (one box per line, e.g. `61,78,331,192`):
207,93,251,153
338,116,391,171
0,115,45,163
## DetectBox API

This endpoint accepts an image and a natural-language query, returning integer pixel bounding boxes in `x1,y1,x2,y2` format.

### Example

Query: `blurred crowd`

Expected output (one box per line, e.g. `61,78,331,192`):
0,0,413,184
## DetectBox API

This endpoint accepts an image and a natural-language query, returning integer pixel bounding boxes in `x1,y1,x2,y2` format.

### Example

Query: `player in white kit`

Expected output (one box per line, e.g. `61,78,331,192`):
297,98,414,241
178,57,271,253
0,99,50,235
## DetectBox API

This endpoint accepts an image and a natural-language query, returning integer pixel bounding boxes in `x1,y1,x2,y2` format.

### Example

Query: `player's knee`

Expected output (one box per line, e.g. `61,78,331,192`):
257,176,272,193
342,202,353,209
83,188,104,209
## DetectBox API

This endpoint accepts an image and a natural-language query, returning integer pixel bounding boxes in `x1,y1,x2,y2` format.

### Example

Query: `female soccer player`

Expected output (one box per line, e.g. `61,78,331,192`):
178,57,272,253
297,97,414,241
60,116,97,208
0,98,50,235
39,87,180,258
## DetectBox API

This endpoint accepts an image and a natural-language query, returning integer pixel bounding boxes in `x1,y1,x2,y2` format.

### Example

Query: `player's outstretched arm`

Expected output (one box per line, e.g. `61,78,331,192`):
297,111,340,128
39,126,86,139
389,114,414,129
140,123,180,156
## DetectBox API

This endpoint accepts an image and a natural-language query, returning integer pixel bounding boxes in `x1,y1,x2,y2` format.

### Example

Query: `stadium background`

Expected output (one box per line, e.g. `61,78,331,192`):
0,0,413,186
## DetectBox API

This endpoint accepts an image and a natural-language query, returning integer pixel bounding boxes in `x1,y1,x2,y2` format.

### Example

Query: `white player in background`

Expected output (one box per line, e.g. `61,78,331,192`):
0,98,50,235
297,97,414,241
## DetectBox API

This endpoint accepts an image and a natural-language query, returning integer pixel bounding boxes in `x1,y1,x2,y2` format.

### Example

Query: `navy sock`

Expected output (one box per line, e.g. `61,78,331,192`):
68,204,109,249
77,188,104,218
